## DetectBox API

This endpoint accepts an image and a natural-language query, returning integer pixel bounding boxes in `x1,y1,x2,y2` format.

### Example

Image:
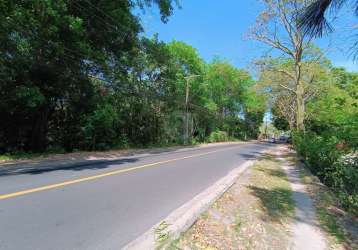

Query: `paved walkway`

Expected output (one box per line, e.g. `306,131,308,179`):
278,147,327,250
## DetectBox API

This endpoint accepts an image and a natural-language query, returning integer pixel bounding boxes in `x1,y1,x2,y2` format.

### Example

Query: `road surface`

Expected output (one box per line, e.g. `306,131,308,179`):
0,142,273,250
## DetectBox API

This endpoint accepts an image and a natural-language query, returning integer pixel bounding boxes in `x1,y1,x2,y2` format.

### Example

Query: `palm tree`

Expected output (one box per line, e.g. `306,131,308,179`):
299,0,358,37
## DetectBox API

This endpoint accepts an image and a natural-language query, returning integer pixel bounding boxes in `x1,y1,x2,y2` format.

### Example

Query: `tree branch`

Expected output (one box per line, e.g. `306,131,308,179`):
279,84,296,93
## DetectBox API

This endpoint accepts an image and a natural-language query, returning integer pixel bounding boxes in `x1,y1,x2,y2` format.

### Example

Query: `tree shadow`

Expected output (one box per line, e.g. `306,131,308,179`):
259,153,282,162
0,142,248,177
249,186,295,222
257,168,287,178
238,151,265,160
0,157,139,177
249,185,331,229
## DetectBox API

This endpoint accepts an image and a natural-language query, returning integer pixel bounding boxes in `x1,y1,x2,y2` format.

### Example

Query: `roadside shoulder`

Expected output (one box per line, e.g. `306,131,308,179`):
124,158,256,249
295,153,358,250
171,145,357,250
172,146,295,249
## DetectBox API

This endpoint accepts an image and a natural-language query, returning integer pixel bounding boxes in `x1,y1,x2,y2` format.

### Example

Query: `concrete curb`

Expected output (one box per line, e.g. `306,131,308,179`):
123,160,255,250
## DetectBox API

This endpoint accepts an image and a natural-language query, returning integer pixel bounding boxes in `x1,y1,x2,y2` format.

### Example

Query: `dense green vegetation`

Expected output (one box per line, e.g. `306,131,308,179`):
297,0,358,215
1,0,357,216
293,69,358,214
250,0,357,215
262,63,358,214
0,1,265,154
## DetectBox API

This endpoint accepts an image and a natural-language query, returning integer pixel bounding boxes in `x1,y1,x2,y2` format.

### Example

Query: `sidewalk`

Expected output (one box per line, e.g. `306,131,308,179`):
278,147,327,250
171,145,356,250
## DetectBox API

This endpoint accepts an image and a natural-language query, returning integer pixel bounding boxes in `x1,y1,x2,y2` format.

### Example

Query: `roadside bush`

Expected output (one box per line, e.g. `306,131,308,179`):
329,153,358,214
82,104,124,150
208,131,229,143
293,132,342,176
293,132,358,215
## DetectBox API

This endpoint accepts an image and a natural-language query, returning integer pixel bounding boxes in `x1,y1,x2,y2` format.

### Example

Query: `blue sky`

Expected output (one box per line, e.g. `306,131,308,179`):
139,0,357,72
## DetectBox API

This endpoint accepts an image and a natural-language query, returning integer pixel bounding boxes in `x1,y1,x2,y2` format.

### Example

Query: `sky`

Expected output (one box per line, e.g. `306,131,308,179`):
139,0,358,72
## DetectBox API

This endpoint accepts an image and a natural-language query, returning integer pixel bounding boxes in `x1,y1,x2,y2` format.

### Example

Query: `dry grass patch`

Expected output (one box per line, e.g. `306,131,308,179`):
171,153,294,250
297,158,358,250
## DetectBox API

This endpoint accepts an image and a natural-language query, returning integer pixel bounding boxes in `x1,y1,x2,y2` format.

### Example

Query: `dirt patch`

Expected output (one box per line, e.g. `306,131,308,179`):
171,152,295,250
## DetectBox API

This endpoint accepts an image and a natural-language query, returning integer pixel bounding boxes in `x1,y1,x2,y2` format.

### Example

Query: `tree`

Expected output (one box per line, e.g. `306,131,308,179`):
305,67,358,143
204,59,247,119
257,52,329,130
299,0,358,37
0,0,176,152
248,0,319,131
201,59,266,139
166,41,205,142
1,7,267,154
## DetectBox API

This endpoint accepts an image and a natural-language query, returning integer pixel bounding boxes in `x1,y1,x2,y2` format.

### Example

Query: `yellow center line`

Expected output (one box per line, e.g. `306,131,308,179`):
0,147,232,201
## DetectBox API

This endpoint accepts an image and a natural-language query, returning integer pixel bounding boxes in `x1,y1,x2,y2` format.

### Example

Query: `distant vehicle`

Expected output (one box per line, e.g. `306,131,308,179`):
278,135,292,143
287,136,292,143
279,135,288,142
269,137,276,143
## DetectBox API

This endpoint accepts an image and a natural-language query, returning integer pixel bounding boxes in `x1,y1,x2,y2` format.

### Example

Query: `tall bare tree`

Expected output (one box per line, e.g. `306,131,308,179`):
248,0,317,131
256,55,328,130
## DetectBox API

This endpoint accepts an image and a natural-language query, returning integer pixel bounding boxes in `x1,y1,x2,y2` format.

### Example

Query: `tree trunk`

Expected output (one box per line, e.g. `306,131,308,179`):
29,105,49,152
294,58,305,131
296,81,305,131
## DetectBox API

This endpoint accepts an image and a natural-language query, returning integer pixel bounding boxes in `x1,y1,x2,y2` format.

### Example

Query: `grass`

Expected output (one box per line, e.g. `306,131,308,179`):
248,186,294,221
234,215,242,233
317,208,346,243
155,221,171,249
297,159,357,249
172,153,295,249
249,158,295,220
173,151,356,250
0,155,12,161
166,239,181,250
0,152,48,162
0,147,67,162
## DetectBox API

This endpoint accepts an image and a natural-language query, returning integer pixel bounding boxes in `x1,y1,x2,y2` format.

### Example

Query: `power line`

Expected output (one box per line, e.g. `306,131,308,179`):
5,1,131,60
3,3,240,120
88,74,223,118
73,1,119,32
73,1,130,42
82,0,125,29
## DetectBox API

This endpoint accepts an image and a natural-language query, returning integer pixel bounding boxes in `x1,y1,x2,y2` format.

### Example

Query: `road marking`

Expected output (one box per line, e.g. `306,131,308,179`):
0,147,233,201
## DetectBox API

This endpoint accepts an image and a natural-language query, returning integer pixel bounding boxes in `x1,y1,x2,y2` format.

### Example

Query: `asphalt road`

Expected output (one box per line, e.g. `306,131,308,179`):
0,142,273,250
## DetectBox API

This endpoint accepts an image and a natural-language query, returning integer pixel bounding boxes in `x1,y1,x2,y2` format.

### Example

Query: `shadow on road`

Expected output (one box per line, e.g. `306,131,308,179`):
0,141,275,177
0,157,140,177
0,143,250,177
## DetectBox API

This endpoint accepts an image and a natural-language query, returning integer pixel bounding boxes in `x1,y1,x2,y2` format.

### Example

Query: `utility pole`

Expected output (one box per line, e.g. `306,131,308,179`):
264,115,268,140
183,75,200,144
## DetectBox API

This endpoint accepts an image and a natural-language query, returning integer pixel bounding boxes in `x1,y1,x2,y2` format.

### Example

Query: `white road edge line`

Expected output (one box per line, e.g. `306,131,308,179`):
123,159,255,250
